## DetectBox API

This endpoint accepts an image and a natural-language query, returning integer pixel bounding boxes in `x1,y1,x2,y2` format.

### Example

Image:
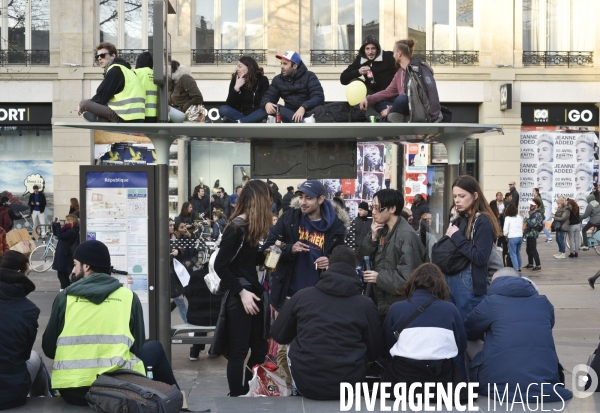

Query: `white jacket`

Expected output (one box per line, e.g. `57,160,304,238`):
503,215,523,239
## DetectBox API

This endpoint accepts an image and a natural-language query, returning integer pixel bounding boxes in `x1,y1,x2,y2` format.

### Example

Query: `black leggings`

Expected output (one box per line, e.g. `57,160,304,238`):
225,292,268,396
57,271,71,289
526,237,540,266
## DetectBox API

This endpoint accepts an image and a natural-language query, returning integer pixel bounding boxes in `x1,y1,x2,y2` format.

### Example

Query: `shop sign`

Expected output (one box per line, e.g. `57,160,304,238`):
0,103,52,125
500,84,512,111
522,104,599,126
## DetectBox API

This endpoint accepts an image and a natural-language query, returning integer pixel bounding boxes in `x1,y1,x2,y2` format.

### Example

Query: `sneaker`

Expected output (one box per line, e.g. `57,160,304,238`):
555,253,566,259
553,253,563,258
189,347,200,361
589,277,596,289
545,238,553,243
574,253,578,258
524,264,534,269
568,253,575,258
532,266,542,271
581,246,589,251
82,111,109,122
387,112,406,123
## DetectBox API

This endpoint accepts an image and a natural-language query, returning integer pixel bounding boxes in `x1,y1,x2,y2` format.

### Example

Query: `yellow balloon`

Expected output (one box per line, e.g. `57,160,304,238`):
346,81,367,106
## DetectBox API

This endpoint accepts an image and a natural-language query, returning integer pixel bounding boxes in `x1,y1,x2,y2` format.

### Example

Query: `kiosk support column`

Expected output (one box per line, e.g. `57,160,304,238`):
442,136,469,224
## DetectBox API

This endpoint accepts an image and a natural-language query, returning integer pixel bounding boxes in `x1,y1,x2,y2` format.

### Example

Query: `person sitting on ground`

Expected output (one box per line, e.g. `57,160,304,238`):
0,251,51,409
260,51,325,123
43,241,182,406
271,245,383,400
78,42,146,123
382,263,466,396
340,35,397,115
219,55,269,123
464,267,573,403
359,39,441,123
169,60,204,114
177,201,197,232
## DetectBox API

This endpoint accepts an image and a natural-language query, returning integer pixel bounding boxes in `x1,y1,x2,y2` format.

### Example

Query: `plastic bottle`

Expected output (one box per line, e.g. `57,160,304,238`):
265,236,284,271
147,366,153,380
276,105,282,123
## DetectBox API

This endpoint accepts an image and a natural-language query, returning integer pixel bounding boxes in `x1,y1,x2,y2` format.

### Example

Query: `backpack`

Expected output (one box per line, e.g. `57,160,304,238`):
313,102,367,123
70,225,80,256
405,60,433,123
85,369,183,413
431,217,470,275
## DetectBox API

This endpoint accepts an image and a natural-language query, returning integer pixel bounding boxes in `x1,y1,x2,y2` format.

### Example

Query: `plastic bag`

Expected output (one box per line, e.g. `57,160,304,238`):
185,105,206,122
242,362,291,397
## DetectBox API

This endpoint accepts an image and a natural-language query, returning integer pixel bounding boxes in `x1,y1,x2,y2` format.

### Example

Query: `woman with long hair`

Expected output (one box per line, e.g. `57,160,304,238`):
0,251,51,408
68,198,80,217
213,180,273,396
51,214,80,290
382,263,466,392
219,56,269,123
168,60,203,113
177,201,196,231
444,175,501,320
566,198,581,258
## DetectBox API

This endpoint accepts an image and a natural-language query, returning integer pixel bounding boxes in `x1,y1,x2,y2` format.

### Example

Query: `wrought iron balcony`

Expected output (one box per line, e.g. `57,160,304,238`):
414,50,479,67
310,50,358,66
0,49,50,66
523,51,593,68
191,49,267,65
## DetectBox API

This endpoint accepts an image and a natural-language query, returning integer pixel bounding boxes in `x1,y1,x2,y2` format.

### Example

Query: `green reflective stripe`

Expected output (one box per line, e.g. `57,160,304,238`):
109,98,146,106
56,334,133,347
113,108,146,115
146,91,158,96
146,104,158,108
53,356,142,371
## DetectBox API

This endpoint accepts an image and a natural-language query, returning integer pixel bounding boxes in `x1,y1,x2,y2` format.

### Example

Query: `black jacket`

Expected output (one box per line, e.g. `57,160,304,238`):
190,195,210,217
91,57,130,105
410,200,430,231
0,269,40,410
352,215,372,251
271,183,283,212
261,200,349,311
214,194,231,217
28,192,47,214
260,62,325,112
52,222,78,274
340,51,397,94
225,73,270,115
184,266,221,326
281,191,294,212
510,187,520,208
271,263,383,400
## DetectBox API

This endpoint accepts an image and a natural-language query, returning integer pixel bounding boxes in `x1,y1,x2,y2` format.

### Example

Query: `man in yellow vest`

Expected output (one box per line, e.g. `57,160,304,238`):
133,51,158,123
78,42,146,123
42,240,179,406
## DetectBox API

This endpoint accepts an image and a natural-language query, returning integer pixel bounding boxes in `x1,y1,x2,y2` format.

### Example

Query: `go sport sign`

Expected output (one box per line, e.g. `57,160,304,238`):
0,103,52,125
522,104,599,126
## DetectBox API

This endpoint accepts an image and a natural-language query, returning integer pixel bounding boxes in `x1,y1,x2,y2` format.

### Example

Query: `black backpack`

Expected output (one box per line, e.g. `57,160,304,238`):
431,217,470,275
86,369,183,413
70,226,80,256
313,102,367,123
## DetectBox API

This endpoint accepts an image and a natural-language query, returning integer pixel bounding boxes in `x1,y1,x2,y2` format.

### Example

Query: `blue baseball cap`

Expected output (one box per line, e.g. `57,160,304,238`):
296,180,326,198
276,51,302,66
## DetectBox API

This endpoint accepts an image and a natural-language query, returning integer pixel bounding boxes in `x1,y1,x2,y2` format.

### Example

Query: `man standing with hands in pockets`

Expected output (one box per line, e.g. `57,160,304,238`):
358,189,425,322
262,180,349,386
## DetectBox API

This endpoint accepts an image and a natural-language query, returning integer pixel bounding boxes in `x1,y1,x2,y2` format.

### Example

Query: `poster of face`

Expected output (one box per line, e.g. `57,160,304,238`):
362,144,384,172
346,200,360,221
362,172,383,200
406,143,428,173
323,179,341,199
355,172,363,199
520,128,598,217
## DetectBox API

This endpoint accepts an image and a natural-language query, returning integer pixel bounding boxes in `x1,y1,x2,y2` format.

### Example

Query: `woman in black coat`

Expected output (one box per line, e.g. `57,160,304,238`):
219,55,269,123
52,214,79,290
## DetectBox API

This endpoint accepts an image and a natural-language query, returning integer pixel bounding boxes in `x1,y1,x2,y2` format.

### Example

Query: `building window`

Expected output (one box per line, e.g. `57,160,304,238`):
0,0,50,65
523,0,594,66
193,0,266,65
98,0,153,49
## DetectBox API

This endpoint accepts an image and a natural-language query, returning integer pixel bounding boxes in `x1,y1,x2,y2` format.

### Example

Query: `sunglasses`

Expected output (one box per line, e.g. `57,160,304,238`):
95,52,110,60
370,205,388,213
217,192,223,194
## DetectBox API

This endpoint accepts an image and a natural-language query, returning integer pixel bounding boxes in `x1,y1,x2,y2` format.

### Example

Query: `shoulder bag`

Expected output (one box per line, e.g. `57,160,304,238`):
205,218,245,295
431,217,470,275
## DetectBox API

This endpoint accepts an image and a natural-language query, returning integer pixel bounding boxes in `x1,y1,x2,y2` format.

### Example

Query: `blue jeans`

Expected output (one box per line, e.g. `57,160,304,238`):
389,94,409,116
137,341,179,388
219,105,268,123
373,100,392,114
508,237,522,270
556,231,566,253
542,219,551,239
173,296,188,324
278,105,316,123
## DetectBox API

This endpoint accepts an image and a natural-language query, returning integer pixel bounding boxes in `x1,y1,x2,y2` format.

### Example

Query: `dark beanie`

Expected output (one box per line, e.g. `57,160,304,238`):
135,51,153,69
358,201,369,210
74,240,111,269
329,245,357,268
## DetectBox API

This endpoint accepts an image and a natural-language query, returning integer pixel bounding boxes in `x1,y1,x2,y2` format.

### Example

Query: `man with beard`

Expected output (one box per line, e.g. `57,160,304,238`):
42,241,180,406
340,35,397,114
261,51,324,123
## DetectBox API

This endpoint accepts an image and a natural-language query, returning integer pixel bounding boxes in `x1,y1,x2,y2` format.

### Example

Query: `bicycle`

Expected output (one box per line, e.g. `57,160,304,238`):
581,226,600,256
29,233,58,272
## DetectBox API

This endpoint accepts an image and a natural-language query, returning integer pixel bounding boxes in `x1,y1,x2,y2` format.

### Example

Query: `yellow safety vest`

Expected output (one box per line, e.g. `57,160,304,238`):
52,287,146,389
107,63,146,121
133,67,158,118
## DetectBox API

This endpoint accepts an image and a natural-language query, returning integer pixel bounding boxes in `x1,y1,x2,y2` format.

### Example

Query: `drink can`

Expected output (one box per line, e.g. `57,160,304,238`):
356,265,363,281
369,116,376,123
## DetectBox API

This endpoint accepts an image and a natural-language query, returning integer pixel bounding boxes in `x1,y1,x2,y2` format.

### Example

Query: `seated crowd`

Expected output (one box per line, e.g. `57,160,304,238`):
80,36,441,124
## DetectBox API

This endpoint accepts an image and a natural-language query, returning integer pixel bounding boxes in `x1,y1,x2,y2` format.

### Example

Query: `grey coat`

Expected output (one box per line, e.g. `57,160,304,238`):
582,200,600,225
357,216,426,316
553,204,571,232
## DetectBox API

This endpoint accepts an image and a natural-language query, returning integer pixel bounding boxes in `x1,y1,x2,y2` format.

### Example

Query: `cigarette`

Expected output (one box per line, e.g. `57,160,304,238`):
315,262,318,270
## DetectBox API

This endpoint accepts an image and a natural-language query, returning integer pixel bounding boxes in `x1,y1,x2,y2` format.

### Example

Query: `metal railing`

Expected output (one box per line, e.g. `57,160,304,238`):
522,51,593,68
0,49,50,66
191,49,267,65
310,50,358,66
414,50,479,67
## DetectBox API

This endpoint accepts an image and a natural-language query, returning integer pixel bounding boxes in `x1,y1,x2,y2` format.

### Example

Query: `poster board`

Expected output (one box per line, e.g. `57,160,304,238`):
80,166,156,340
